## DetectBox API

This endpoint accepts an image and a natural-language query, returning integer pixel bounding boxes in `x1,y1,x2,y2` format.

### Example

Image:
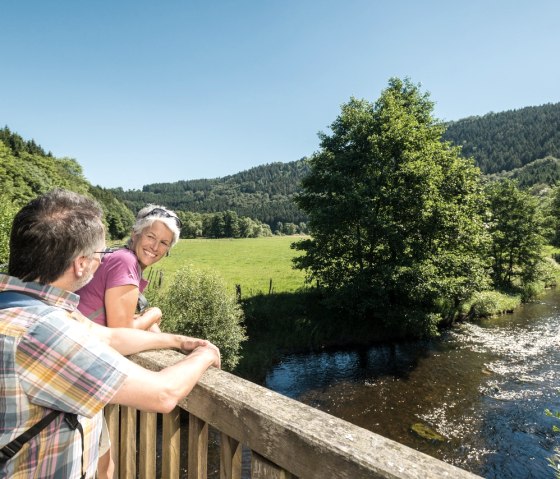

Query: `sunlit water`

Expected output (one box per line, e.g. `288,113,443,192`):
265,289,560,478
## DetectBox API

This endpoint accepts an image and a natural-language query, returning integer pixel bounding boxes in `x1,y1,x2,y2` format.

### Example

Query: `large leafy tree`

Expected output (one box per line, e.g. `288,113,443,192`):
293,78,489,329
485,179,547,289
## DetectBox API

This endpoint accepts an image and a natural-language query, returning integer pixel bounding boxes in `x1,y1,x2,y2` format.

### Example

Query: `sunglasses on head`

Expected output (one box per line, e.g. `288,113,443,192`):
139,207,182,229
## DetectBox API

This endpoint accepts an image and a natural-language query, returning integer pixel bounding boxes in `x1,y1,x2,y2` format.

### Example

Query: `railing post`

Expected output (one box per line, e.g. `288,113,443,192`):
188,413,208,479
139,411,157,478
252,453,296,479
120,406,137,479
105,404,120,479
162,407,181,479
220,433,242,479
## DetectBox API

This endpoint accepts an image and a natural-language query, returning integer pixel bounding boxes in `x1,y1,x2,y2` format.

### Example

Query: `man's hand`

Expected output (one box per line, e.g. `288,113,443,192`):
178,338,221,369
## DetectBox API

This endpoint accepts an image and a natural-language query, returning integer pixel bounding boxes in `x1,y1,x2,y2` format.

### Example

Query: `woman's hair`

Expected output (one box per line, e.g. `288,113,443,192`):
128,204,181,248
9,189,105,284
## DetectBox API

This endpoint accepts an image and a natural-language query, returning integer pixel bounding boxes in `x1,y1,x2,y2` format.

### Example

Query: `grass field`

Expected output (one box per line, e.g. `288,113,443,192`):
144,236,309,298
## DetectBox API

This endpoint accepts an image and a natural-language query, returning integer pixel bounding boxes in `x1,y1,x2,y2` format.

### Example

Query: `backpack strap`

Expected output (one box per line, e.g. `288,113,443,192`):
0,410,61,464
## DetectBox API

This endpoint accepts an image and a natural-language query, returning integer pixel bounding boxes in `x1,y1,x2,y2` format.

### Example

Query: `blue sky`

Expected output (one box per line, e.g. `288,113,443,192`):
2,1,559,190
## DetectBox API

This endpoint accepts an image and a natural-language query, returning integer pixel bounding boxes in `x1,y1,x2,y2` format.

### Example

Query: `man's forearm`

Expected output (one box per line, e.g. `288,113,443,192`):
110,344,221,412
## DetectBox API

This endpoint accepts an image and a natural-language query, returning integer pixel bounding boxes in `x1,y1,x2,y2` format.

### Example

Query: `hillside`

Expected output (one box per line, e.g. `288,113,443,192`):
0,126,134,240
443,102,560,174
111,159,311,228
487,155,560,189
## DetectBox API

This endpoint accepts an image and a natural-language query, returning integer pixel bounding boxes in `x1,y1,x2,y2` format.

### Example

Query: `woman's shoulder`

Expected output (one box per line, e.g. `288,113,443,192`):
105,247,137,267
111,247,135,259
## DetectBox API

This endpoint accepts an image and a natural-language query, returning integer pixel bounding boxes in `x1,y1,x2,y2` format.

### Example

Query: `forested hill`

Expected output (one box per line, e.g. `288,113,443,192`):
111,160,311,228
443,102,560,174
0,126,135,240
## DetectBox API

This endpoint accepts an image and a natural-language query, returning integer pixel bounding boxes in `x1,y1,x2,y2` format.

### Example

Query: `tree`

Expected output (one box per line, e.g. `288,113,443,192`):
485,179,547,290
293,78,489,331
89,185,135,240
549,184,560,247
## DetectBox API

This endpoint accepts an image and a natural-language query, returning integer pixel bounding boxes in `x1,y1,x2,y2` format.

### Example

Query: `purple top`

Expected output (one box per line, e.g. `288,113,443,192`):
76,248,148,326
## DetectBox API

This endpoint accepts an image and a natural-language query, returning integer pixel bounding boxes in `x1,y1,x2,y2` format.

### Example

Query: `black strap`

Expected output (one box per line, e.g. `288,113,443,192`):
0,410,61,463
0,413,85,478
64,414,85,479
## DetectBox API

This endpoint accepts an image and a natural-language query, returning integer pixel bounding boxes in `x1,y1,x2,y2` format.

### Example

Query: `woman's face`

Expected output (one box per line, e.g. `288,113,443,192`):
132,220,174,269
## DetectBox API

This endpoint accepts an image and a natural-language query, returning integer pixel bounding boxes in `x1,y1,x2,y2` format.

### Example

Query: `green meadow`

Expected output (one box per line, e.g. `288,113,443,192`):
144,236,309,297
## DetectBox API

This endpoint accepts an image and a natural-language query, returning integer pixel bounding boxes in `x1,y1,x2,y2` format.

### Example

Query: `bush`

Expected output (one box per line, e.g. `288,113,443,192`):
157,265,247,371
463,291,521,317
520,281,545,302
0,195,18,268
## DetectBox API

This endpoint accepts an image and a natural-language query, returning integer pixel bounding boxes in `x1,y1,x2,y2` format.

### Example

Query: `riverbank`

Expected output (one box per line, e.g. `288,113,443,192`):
262,287,560,478
233,275,560,382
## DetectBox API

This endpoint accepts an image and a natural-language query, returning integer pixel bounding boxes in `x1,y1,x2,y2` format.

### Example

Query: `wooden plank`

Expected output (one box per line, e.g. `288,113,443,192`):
252,452,295,479
162,407,180,479
105,404,120,479
188,414,208,479
139,411,157,479
220,433,242,479
131,350,482,479
119,406,137,479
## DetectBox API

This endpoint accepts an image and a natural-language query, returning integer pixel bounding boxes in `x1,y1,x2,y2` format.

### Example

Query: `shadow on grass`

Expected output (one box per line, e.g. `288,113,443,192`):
233,288,399,383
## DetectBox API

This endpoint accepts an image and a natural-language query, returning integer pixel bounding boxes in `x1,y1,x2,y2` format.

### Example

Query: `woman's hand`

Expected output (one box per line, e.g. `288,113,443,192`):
135,306,162,331
148,323,162,333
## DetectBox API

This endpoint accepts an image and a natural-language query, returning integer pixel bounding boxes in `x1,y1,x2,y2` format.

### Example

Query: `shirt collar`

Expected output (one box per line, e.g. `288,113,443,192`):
0,273,79,313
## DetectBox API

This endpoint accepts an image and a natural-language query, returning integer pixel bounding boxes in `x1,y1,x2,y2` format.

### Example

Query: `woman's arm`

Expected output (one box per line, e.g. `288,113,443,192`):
104,285,160,330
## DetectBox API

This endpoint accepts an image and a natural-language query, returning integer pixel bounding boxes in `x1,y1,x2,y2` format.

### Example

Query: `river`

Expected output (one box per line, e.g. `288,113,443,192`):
264,288,560,478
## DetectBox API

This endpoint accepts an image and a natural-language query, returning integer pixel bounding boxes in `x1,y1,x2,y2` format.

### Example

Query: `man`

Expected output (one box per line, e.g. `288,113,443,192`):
0,189,220,478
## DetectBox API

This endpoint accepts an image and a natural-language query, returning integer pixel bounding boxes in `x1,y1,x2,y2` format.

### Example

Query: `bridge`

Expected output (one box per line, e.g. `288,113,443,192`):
106,349,482,478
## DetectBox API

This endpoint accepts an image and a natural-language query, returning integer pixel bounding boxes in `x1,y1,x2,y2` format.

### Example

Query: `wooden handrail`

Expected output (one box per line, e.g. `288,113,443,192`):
106,349,482,479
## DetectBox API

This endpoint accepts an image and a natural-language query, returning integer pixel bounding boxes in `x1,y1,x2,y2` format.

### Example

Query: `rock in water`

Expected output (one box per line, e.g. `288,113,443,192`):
411,423,445,442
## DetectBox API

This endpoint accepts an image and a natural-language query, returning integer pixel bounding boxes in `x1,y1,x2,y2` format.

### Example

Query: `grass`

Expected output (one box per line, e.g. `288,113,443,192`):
144,236,309,298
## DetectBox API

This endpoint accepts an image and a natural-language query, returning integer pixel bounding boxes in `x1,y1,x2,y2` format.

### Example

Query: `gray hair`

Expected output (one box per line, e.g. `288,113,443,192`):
128,204,181,248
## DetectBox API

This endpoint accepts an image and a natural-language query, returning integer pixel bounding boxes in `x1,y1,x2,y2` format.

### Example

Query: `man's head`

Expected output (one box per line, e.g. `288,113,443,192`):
8,189,105,285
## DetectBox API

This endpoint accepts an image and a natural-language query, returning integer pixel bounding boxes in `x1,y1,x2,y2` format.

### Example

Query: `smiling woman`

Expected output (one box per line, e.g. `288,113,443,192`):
76,204,181,330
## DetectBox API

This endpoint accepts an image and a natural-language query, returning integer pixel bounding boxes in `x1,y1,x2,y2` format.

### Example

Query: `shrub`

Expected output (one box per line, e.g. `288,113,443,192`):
157,265,247,371
0,195,18,268
464,291,521,317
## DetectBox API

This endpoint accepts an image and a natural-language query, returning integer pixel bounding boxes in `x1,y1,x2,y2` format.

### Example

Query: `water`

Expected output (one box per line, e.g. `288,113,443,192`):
265,289,560,478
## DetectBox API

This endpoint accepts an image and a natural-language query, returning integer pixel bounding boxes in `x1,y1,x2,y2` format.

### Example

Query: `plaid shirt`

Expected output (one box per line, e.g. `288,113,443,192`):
0,274,129,478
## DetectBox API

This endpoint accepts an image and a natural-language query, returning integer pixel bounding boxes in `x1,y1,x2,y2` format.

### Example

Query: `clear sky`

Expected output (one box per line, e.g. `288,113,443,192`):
2,0,559,190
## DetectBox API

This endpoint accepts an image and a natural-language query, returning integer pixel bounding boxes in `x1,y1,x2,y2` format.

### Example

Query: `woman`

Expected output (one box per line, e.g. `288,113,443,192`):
76,204,181,479
77,204,181,331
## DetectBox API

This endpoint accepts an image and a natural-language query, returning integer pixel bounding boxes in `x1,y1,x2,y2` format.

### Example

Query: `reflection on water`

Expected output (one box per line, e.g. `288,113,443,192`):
265,289,560,478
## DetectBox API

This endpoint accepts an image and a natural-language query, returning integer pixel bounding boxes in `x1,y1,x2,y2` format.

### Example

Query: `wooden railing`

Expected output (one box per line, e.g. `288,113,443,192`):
106,349,482,479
